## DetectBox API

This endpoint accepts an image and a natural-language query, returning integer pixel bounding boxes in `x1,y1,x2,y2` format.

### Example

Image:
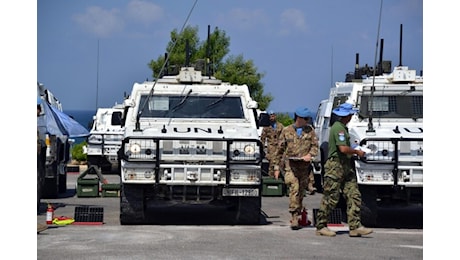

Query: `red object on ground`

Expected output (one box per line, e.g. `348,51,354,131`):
299,208,311,226
46,204,54,225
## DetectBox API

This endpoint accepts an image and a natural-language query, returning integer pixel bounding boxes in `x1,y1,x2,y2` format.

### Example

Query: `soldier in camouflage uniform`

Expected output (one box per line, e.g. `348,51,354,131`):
315,103,373,237
260,111,284,177
273,107,318,230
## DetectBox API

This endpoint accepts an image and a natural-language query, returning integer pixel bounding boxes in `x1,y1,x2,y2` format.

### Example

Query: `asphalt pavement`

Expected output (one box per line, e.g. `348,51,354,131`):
36,165,423,259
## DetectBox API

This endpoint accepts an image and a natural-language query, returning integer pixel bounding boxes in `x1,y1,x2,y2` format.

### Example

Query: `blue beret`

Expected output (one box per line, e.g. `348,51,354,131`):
295,107,311,118
332,103,359,116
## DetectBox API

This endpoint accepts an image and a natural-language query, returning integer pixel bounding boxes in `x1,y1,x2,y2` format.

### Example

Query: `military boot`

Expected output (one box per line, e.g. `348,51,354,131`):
315,227,336,237
349,226,373,237
290,212,301,230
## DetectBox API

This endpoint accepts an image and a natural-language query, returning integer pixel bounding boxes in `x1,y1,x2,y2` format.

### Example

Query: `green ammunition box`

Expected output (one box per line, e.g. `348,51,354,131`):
101,183,120,197
262,176,285,196
77,178,99,197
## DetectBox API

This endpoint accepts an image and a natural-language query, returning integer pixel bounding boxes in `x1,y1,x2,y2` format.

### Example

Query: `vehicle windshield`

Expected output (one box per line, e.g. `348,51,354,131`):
138,94,245,119
358,94,423,119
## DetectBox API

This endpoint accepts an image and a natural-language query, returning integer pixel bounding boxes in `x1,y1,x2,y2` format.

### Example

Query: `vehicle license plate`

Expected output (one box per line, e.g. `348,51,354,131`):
222,188,259,197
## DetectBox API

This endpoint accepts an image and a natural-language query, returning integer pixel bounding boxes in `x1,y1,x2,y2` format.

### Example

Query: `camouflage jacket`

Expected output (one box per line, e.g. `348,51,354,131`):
272,124,319,169
260,121,284,160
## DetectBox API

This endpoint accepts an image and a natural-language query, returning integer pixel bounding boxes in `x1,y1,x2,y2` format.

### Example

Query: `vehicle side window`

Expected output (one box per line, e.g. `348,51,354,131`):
112,112,122,125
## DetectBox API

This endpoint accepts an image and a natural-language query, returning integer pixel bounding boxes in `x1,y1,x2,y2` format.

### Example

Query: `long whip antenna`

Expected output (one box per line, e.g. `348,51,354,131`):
366,0,383,134
135,0,198,130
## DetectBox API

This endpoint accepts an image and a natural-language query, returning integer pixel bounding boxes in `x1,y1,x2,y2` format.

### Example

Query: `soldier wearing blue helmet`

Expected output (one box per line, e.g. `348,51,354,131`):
272,107,318,230
315,103,373,237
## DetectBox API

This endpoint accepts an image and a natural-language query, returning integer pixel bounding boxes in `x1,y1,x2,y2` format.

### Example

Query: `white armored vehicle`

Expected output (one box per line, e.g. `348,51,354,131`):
314,48,423,226
118,66,266,224
86,104,125,174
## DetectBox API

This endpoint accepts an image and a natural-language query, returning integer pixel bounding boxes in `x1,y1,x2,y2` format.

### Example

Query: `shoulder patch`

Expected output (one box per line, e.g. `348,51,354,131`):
338,131,345,141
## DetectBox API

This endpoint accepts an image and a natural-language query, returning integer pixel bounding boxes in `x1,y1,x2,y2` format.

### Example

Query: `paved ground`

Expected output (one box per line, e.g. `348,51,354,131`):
35,165,423,259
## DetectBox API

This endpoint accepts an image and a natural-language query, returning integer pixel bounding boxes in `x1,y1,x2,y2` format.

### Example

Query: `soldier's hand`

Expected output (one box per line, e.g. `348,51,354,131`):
274,170,280,180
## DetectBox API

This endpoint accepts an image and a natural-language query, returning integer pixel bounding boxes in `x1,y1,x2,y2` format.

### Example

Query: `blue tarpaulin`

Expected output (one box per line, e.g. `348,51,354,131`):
39,100,89,138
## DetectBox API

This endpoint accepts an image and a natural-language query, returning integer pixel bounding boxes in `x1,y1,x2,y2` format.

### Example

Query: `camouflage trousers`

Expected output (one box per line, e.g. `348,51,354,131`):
267,157,276,177
315,158,362,230
284,162,309,214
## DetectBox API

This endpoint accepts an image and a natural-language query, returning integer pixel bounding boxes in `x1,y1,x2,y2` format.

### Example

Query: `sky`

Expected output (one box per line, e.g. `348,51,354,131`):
35,0,424,114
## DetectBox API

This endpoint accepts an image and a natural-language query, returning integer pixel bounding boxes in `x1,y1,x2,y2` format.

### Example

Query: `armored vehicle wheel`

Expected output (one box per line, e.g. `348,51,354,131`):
360,186,378,227
120,184,145,225
236,197,261,225
58,172,67,193
42,177,59,199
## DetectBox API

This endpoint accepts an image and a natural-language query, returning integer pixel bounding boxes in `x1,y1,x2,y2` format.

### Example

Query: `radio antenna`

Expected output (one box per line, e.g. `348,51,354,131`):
135,0,198,130
366,0,383,134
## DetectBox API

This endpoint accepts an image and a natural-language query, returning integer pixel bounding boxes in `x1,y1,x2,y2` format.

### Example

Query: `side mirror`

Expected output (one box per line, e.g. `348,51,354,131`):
259,113,270,127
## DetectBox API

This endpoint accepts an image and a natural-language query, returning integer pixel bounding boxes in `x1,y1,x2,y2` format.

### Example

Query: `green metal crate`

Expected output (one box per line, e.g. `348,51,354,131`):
77,178,99,197
101,183,120,197
262,177,285,196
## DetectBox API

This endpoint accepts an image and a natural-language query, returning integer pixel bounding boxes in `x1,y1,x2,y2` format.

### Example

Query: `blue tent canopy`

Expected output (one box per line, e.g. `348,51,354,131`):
39,100,89,138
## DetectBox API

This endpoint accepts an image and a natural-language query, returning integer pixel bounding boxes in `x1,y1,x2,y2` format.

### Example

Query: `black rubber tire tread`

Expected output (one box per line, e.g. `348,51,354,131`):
120,183,145,225
42,177,59,199
58,171,67,193
236,197,261,225
360,186,378,227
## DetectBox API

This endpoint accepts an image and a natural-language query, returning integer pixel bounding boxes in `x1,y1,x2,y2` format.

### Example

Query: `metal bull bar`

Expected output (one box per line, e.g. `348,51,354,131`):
118,136,263,186
359,137,423,187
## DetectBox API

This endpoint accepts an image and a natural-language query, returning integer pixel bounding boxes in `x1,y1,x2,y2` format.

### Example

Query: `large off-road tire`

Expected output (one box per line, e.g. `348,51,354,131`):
235,197,261,225
58,172,67,193
42,177,59,199
37,147,46,212
315,143,329,193
360,186,378,227
120,184,145,225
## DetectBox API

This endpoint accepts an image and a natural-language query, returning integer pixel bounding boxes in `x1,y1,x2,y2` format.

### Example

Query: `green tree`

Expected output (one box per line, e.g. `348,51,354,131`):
71,141,87,162
214,55,273,110
276,112,294,126
147,25,273,109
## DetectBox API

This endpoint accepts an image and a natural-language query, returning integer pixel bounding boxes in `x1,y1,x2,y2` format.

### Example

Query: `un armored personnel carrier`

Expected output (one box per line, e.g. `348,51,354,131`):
313,36,423,226
118,66,267,224
86,104,125,174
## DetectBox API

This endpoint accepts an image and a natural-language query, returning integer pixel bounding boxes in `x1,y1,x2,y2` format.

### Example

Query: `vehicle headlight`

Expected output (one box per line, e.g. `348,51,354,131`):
87,134,103,144
367,144,378,154
243,144,255,155
129,143,141,154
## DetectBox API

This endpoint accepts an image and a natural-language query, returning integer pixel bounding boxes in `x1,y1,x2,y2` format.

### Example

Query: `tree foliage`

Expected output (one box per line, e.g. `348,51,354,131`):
276,112,294,126
71,141,87,162
147,25,273,110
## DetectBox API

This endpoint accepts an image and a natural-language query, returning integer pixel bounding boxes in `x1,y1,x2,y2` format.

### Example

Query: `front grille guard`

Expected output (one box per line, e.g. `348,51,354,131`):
359,137,423,187
119,136,263,186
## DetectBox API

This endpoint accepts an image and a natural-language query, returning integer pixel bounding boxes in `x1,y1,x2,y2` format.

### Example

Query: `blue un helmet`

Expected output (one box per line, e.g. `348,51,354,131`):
294,107,311,119
332,103,358,116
